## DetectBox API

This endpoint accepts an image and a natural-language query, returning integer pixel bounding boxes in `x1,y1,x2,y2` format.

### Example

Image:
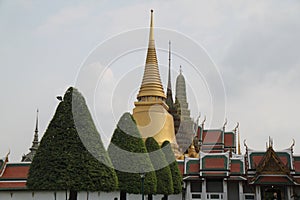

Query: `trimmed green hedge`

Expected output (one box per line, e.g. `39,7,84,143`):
145,137,173,195
27,87,118,192
108,113,156,194
162,141,182,194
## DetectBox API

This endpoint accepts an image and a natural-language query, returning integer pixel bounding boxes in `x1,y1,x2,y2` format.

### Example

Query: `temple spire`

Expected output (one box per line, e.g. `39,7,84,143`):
133,11,180,156
166,40,174,106
22,109,40,162
31,109,39,151
167,40,172,90
137,10,166,100
175,66,194,153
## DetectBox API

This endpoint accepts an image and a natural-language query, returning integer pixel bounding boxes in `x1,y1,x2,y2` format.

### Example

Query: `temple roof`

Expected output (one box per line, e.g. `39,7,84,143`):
255,146,290,174
248,149,292,170
0,157,29,190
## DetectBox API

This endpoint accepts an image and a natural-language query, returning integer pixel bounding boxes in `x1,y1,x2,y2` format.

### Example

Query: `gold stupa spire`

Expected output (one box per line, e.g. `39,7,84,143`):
133,10,180,157
137,10,166,100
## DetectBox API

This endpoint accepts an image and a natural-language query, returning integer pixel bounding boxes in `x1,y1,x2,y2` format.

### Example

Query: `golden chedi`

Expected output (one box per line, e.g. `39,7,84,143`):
133,10,179,154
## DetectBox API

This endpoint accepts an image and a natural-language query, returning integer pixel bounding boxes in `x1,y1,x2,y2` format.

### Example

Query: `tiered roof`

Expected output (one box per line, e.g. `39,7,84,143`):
0,157,29,190
245,141,300,185
197,123,237,154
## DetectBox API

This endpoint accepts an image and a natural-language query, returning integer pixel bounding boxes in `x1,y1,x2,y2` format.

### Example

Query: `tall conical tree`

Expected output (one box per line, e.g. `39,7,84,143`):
145,137,173,196
161,141,182,195
108,113,156,199
27,87,118,200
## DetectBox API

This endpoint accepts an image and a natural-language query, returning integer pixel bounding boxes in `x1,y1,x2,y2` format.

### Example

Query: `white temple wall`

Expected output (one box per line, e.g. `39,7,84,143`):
0,191,120,200
126,193,181,200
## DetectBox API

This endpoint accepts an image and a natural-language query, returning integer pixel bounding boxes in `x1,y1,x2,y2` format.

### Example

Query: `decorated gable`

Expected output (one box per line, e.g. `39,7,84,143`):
248,150,292,170
249,146,296,185
257,149,289,174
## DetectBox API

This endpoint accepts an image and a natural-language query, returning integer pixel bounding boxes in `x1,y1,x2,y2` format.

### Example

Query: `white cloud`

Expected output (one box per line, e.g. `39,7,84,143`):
36,5,90,35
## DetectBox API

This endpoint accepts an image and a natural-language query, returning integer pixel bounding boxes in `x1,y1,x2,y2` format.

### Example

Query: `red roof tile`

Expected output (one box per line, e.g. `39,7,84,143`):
278,155,288,166
251,155,263,168
1,165,29,179
231,163,242,173
295,160,300,173
188,163,199,173
186,159,200,174
202,131,222,144
203,157,226,169
177,162,184,175
0,182,26,189
224,134,234,147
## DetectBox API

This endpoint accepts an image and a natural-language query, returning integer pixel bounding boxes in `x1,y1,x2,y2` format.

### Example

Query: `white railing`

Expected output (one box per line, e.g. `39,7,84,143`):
242,193,255,200
206,193,224,199
191,192,201,199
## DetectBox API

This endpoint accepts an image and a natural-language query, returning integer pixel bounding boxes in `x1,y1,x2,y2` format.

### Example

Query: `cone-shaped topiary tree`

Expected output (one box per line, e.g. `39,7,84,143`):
161,141,182,195
27,87,118,200
145,137,173,197
108,113,156,200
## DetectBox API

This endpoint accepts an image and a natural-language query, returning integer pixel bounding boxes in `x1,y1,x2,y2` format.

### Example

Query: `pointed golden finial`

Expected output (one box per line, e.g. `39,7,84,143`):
5,149,10,162
233,122,239,132
149,9,154,48
201,115,206,128
268,136,273,148
222,118,227,130
137,10,166,100
290,139,295,153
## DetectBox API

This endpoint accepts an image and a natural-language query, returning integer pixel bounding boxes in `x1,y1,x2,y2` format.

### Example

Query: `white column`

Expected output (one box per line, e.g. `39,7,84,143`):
223,180,227,200
255,186,261,200
239,181,243,200
202,179,207,200
287,186,292,200
186,182,192,200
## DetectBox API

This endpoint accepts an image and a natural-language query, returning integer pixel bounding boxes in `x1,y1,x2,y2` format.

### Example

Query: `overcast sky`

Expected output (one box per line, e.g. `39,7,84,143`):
1,1,300,162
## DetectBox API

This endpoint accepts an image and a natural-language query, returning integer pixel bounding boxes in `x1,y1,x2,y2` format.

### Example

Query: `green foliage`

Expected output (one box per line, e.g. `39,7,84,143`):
161,141,183,194
27,87,118,192
145,137,173,195
108,113,156,194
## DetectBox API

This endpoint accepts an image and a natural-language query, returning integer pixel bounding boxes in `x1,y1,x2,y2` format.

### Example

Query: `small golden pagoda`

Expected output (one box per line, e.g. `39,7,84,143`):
133,10,179,153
